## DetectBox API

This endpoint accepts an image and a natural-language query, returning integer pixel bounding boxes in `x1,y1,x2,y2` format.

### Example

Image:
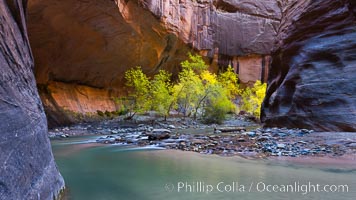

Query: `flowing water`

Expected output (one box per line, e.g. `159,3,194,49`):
52,135,356,200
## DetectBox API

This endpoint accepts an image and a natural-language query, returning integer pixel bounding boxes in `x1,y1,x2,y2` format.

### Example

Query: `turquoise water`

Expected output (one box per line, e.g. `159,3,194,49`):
52,136,356,200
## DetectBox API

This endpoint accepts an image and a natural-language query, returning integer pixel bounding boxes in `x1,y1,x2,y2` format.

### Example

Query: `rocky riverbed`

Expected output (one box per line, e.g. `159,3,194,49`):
49,116,356,159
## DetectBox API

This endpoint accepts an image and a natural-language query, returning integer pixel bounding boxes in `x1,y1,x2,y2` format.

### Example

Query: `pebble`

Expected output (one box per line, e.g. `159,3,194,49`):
53,120,349,158
247,132,256,137
277,143,286,149
348,143,356,149
168,125,176,129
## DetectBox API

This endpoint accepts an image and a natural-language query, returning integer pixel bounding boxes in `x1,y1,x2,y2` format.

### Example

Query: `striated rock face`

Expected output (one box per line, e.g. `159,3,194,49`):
138,0,280,56
134,0,278,82
0,0,65,199
29,0,190,89
27,0,281,125
262,0,356,131
28,0,192,125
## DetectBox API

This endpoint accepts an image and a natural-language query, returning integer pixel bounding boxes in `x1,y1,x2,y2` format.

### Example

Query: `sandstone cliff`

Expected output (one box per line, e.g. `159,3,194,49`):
27,0,281,126
0,0,65,199
26,0,356,131
262,0,356,131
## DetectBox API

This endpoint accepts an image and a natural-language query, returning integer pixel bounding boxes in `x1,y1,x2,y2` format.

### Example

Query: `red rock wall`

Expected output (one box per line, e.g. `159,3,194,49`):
138,0,281,55
39,81,119,127
237,55,270,84
47,82,118,114
27,0,282,125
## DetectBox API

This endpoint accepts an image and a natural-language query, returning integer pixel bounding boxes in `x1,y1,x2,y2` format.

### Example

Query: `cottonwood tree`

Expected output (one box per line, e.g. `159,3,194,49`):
150,70,174,120
124,66,151,119
123,53,266,122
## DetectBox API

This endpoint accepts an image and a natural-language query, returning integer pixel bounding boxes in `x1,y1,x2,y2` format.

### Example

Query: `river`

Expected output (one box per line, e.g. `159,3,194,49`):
52,135,355,200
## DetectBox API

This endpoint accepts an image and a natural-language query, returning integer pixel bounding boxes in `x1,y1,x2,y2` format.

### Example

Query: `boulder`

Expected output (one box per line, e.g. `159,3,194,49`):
146,129,171,140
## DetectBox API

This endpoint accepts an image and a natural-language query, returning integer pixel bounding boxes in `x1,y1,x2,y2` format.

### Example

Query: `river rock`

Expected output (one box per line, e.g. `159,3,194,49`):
191,139,205,145
257,136,270,142
246,132,256,137
347,143,356,149
167,125,176,129
97,136,117,143
277,144,286,149
301,149,311,155
146,129,171,140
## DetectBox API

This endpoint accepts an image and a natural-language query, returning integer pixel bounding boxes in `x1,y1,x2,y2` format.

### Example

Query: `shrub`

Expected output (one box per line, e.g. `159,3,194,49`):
202,85,235,124
97,110,105,117
104,110,112,117
118,105,128,116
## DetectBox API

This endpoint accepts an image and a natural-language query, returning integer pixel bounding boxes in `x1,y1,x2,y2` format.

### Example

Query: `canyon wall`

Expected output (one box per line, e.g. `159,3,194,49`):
0,0,65,199
262,0,356,131
26,0,356,131
27,0,281,126
1,0,355,198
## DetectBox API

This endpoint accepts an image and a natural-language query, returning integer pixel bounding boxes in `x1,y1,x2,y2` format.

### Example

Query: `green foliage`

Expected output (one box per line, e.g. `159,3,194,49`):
112,97,121,105
121,53,266,123
118,105,129,116
240,80,267,118
202,84,236,124
174,57,235,121
150,70,174,117
105,110,112,118
97,110,105,117
218,65,241,99
173,65,204,117
124,66,151,115
111,97,129,116
181,53,208,74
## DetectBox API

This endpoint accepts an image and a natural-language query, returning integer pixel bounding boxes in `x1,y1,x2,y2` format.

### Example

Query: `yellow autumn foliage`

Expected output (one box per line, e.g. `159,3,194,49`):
240,80,267,117
123,53,267,122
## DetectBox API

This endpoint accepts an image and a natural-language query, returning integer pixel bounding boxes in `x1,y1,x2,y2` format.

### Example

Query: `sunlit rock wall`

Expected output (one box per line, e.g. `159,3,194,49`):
27,0,281,126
